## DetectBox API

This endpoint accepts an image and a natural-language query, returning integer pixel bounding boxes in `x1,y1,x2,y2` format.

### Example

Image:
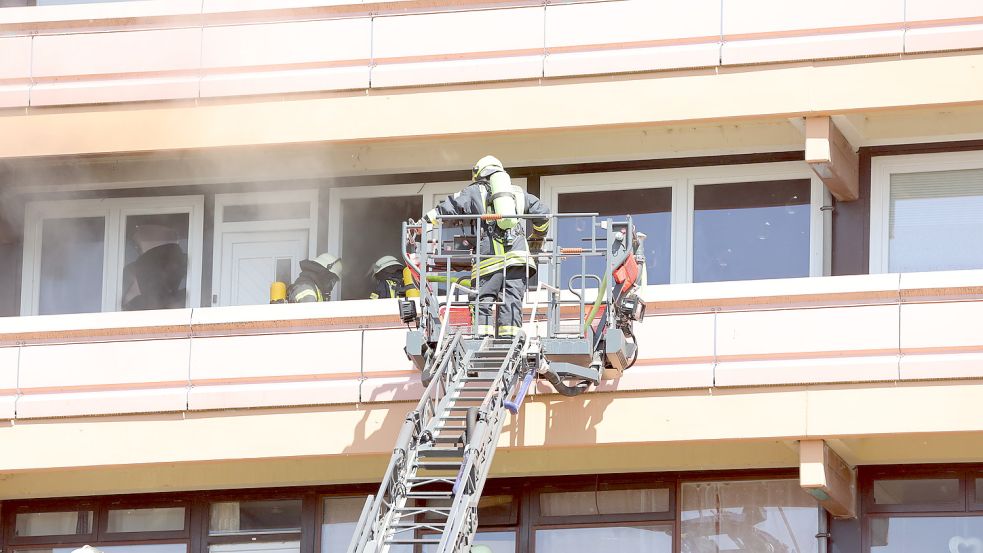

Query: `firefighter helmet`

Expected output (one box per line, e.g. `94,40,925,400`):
472,155,504,181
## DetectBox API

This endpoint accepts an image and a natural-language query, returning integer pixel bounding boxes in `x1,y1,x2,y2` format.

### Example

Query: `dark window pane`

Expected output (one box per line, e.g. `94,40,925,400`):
121,213,189,311
681,479,819,553
535,525,671,553
14,510,94,536
421,494,515,525
693,180,811,283
870,516,983,552
340,196,422,300
224,202,311,223
39,217,105,315
873,478,961,506
540,487,670,517
209,500,302,535
889,169,983,272
107,507,186,533
557,188,671,285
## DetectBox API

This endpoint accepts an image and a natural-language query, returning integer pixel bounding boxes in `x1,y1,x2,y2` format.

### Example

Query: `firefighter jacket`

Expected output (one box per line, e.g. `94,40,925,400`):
287,263,338,303
426,183,551,279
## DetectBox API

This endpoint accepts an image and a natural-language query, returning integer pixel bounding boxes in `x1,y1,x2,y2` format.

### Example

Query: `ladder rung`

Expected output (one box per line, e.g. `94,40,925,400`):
416,461,463,469
386,538,441,544
417,447,464,458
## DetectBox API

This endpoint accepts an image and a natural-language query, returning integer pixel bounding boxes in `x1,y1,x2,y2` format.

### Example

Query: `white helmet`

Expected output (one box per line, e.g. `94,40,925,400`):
309,253,343,279
368,255,402,277
472,155,504,182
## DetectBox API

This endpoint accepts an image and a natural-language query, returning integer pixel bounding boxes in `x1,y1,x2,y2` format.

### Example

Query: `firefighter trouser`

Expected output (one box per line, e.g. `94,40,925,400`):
475,266,526,337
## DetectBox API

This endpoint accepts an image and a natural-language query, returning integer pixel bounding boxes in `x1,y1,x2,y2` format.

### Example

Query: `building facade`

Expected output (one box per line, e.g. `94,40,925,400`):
2,1,983,552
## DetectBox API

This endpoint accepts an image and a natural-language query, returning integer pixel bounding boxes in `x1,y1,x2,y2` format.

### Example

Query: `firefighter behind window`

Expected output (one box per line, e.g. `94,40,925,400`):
368,255,418,299
121,243,188,311
424,155,551,338
287,253,342,303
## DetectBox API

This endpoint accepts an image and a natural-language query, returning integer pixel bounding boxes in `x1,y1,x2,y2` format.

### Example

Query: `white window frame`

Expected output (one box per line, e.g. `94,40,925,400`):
327,180,526,300
211,189,318,306
542,162,826,284
869,150,983,274
20,195,205,316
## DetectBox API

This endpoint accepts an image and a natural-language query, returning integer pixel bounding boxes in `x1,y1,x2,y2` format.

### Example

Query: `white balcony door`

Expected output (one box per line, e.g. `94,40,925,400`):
218,230,309,307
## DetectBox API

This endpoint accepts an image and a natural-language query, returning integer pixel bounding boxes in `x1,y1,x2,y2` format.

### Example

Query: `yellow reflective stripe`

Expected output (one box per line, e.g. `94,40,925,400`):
476,325,495,336
492,238,506,256
293,289,319,302
533,221,550,232
472,251,534,277
497,325,521,337
425,209,439,225
369,292,380,299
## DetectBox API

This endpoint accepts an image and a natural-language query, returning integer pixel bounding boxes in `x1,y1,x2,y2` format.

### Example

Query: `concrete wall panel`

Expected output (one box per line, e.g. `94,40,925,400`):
722,0,904,34
189,331,362,381
30,77,200,107
371,56,542,88
362,328,412,374
201,18,370,69
188,380,357,411
199,66,369,97
906,24,983,54
32,28,202,78
901,353,983,381
901,301,983,350
722,30,903,65
0,36,31,80
16,388,187,419
0,347,17,419
716,305,899,357
0,85,30,109
18,339,191,389
716,355,899,387
544,43,719,78
373,8,544,59
905,0,983,21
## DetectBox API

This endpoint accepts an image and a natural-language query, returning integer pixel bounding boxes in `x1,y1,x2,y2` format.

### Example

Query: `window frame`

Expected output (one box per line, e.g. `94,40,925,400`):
541,162,827,285
869,149,983,274
99,499,191,542
326,180,526,301
19,195,205,316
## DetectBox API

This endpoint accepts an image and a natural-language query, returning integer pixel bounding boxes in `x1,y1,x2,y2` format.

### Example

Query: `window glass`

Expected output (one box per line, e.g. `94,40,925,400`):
223,202,311,223
321,497,365,553
535,525,672,553
557,188,671,286
693,180,811,283
680,479,819,553
14,510,94,537
340,196,422,300
107,506,186,533
540,487,670,517
38,217,105,315
870,516,983,552
873,478,961,506
209,500,302,535
121,213,189,311
423,531,516,553
888,169,983,272
421,494,515,524
14,546,186,553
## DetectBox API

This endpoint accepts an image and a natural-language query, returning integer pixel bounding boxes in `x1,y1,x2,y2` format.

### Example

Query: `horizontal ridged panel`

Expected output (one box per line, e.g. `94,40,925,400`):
906,23,983,53
544,43,720,78
546,0,720,47
32,28,202,78
905,0,983,21
0,36,31,80
901,302,983,350
199,66,369,97
371,56,542,88
716,356,899,387
30,77,200,107
722,0,904,35
722,30,903,65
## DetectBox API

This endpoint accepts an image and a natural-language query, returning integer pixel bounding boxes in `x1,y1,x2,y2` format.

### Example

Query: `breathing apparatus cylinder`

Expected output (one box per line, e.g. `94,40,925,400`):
402,266,419,298
488,171,519,230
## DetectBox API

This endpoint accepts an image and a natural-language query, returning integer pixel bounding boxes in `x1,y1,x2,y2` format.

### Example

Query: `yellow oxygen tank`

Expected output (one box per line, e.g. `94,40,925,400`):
270,281,287,304
488,171,518,230
402,266,419,298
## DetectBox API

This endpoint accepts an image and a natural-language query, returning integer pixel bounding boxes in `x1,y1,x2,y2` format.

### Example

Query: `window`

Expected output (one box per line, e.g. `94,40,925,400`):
680,479,820,553
15,510,94,537
320,496,366,553
212,191,317,307
863,468,983,553
532,479,674,553
543,162,825,285
328,181,523,301
105,506,186,535
871,151,983,273
20,197,204,316
209,500,302,536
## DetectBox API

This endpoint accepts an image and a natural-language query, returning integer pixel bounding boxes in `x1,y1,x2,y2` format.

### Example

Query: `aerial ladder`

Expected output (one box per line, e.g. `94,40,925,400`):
347,212,647,553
